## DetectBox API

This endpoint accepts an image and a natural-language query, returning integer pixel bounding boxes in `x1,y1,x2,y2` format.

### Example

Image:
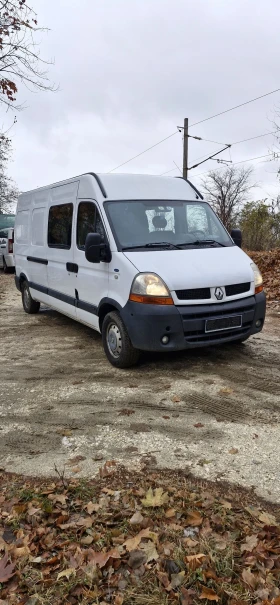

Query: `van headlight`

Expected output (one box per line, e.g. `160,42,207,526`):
129,273,173,305
250,262,263,294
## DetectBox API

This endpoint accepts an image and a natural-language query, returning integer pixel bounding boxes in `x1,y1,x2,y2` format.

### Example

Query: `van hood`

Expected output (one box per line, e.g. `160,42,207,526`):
124,246,254,290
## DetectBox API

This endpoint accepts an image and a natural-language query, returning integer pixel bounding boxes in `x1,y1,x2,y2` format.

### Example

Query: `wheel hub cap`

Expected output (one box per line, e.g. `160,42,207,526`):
107,324,122,358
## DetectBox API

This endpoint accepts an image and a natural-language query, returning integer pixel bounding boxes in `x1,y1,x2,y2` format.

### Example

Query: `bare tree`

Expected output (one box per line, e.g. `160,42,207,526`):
0,134,18,212
0,0,55,109
201,165,255,230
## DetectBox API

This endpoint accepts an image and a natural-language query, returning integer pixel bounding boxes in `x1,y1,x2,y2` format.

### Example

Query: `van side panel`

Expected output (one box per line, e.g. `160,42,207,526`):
15,191,50,305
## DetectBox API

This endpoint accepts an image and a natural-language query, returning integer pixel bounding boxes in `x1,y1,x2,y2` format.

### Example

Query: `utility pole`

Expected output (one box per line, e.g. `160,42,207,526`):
183,117,188,180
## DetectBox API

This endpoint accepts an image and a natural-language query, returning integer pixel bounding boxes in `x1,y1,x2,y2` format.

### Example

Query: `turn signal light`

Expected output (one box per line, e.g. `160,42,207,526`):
129,293,174,305
255,285,264,294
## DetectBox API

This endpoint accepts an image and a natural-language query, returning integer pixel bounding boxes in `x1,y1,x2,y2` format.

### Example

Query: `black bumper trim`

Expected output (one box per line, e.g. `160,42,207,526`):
121,293,266,352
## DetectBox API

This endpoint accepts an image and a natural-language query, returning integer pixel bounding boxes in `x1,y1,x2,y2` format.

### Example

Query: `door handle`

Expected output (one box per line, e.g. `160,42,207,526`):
66,262,79,273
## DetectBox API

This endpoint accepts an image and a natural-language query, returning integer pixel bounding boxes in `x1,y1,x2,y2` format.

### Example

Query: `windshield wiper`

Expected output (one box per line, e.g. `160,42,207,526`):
178,239,226,248
122,242,182,251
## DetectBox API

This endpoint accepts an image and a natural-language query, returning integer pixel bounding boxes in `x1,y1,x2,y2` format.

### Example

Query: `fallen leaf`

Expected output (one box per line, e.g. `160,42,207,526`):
219,387,233,395
76,516,93,528
71,466,82,473
259,511,277,526
181,587,197,605
240,535,258,552
140,540,159,562
0,553,16,583
141,487,169,507
128,550,147,569
157,571,172,591
88,548,121,568
165,508,176,518
194,423,204,428
199,586,219,601
81,535,94,545
129,511,144,525
66,455,86,466
171,570,185,589
183,538,199,548
12,545,30,558
228,448,239,455
57,567,76,580
56,428,72,436
162,415,170,419
185,553,207,571
86,502,100,514
185,510,203,526
27,505,41,516
172,395,181,403
241,568,258,589
123,528,150,551
114,595,124,605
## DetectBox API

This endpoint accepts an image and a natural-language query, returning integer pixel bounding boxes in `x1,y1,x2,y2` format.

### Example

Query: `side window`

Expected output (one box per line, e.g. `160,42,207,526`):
48,203,73,249
77,202,105,249
32,208,45,246
15,210,29,244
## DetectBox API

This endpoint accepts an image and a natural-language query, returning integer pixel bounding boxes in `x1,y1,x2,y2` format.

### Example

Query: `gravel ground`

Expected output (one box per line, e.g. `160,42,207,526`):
0,272,280,502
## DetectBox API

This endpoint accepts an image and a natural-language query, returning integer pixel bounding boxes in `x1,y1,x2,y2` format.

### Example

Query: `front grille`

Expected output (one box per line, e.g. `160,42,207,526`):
176,287,211,300
176,282,251,301
225,282,251,296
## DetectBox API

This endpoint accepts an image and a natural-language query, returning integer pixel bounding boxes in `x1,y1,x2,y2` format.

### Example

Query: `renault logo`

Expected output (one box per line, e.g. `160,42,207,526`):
215,287,224,301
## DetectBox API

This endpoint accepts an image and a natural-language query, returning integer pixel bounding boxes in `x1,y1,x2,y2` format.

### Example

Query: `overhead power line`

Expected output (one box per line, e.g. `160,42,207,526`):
108,131,178,173
174,128,280,175
109,86,280,173
191,152,276,178
189,87,280,128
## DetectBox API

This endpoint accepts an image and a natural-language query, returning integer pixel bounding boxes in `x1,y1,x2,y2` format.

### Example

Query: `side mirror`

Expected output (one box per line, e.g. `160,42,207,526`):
231,228,242,248
85,233,111,263
85,233,102,263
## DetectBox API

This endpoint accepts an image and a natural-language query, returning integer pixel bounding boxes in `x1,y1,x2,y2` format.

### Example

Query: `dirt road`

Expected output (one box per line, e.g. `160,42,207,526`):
1,272,280,502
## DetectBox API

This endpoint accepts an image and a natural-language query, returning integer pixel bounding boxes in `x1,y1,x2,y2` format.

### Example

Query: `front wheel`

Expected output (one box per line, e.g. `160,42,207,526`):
102,311,140,368
22,281,40,314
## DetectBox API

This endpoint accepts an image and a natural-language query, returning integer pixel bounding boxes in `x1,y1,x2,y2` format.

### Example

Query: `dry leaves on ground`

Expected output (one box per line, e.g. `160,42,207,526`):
0,468,279,605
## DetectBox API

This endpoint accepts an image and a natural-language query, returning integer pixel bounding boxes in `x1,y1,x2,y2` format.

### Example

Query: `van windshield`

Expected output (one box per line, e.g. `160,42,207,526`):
105,200,233,250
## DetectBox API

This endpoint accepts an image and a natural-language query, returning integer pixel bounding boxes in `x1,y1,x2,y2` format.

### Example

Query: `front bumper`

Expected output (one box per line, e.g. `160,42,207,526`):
121,292,266,352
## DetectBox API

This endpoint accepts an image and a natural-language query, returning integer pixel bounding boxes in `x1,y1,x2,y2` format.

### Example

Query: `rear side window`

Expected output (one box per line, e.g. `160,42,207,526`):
15,210,29,244
48,203,73,249
32,208,45,246
77,201,105,249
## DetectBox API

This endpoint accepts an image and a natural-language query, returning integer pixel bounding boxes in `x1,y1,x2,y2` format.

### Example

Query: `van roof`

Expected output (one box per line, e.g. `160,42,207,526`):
20,173,203,202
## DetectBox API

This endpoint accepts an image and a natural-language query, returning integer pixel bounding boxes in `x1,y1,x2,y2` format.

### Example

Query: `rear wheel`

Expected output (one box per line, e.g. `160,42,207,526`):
102,311,140,368
3,258,11,274
22,281,40,314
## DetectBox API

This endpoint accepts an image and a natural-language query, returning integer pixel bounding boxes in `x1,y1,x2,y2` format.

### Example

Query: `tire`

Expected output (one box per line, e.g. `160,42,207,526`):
3,258,14,274
22,280,40,314
102,311,140,368
3,258,10,274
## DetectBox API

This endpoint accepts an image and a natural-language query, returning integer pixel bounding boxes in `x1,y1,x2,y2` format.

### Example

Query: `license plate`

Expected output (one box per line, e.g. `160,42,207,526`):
205,315,242,333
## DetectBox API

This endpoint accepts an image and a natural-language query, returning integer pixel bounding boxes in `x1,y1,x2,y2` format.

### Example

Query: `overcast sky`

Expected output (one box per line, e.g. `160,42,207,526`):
2,0,280,200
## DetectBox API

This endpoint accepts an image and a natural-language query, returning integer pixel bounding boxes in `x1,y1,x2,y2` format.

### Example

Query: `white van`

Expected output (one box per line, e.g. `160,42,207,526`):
0,227,15,273
14,173,265,367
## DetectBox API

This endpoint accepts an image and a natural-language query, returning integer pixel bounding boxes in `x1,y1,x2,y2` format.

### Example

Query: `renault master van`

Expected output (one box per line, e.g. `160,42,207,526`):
14,173,265,367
